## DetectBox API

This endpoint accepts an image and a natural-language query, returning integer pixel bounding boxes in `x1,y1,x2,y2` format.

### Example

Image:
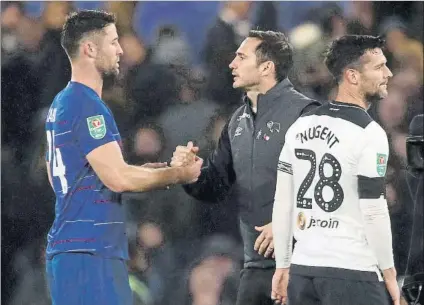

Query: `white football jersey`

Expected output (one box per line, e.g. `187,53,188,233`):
273,101,394,279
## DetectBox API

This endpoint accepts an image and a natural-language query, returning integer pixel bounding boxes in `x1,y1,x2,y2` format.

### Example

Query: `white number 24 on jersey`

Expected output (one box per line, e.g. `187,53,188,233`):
46,131,68,194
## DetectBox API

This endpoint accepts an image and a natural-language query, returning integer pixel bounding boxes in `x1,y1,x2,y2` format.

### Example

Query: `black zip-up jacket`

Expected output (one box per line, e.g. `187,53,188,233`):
184,79,320,268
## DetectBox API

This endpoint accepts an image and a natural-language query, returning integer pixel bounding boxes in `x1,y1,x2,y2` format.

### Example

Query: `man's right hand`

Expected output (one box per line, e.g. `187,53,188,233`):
171,141,199,167
179,156,203,184
383,267,400,305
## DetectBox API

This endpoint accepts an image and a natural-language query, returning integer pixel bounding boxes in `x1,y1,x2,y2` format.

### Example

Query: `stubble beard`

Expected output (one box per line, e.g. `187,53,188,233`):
101,68,120,89
364,89,384,105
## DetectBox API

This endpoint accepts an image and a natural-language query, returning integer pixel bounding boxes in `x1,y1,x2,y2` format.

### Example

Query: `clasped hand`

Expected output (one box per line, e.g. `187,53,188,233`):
171,141,202,183
171,141,200,167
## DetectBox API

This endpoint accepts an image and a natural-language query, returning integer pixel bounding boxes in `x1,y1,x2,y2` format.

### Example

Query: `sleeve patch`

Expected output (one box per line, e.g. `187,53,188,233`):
87,115,106,139
376,153,388,177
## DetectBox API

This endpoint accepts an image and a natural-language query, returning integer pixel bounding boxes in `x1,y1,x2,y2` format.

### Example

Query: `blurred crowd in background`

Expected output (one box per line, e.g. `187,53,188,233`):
1,1,423,305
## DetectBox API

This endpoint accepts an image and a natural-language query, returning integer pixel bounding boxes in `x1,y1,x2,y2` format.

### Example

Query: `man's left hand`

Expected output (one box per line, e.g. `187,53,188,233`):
271,268,289,304
254,222,274,258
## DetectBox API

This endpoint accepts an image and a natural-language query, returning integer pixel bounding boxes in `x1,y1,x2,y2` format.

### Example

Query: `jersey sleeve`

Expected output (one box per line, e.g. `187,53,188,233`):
73,98,117,156
273,130,295,268
357,122,394,270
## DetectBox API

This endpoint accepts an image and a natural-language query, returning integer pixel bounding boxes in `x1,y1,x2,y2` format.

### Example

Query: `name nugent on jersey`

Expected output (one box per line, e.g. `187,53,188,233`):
296,125,340,148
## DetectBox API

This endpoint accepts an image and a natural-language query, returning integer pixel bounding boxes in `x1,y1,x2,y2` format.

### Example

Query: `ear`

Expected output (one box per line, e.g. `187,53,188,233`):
345,68,359,85
82,41,97,59
260,61,275,77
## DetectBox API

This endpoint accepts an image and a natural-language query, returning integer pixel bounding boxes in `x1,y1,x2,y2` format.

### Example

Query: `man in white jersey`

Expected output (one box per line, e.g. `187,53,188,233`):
271,35,401,305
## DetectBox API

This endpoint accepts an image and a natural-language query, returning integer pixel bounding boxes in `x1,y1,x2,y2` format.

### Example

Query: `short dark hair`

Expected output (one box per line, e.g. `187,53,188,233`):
248,30,293,82
324,35,385,83
61,10,116,59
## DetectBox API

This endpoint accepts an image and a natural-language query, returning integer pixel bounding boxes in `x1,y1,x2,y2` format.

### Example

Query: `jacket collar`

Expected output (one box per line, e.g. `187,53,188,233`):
243,78,294,111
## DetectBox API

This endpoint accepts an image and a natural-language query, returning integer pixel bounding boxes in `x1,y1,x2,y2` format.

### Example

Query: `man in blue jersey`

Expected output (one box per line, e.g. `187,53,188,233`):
45,10,202,305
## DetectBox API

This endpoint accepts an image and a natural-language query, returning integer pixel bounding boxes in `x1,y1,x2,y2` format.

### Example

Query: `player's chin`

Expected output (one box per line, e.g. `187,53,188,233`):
232,78,243,89
379,88,388,98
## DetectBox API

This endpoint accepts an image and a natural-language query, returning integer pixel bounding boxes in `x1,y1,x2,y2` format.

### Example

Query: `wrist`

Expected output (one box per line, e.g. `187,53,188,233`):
275,267,290,273
176,167,186,184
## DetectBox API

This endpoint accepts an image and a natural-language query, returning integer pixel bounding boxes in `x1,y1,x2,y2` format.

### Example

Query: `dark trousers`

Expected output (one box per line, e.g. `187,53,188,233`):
236,268,274,305
288,274,391,305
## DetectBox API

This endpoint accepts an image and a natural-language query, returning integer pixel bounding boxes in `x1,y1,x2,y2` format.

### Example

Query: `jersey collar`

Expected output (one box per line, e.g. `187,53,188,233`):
330,100,367,111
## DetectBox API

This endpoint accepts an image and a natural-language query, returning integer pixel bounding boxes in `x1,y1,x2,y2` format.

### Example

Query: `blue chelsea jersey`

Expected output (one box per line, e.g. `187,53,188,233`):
45,81,128,260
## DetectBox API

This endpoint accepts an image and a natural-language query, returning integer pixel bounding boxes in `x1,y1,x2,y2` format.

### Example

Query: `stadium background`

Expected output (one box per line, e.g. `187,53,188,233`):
1,1,423,304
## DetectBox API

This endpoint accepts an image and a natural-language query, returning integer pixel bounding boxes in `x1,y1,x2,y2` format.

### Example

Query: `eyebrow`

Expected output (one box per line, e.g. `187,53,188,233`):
236,52,246,57
112,37,119,42
374,61,386,67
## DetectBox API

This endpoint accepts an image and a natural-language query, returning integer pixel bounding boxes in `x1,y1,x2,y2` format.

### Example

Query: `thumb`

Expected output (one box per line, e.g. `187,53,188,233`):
187,141,194,150
191,146,200,154
255,226,264,232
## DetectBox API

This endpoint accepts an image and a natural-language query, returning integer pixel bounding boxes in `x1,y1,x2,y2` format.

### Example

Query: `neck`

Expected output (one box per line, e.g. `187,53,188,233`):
192,295,218,305
70,61,103,98
334,84,369,110
246,79,278,109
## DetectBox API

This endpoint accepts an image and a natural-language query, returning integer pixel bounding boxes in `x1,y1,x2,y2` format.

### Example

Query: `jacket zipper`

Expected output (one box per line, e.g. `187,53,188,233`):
250,99,258,211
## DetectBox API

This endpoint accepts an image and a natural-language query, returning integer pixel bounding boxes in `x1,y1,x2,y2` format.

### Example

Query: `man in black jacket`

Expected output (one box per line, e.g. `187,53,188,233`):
171,30,320,305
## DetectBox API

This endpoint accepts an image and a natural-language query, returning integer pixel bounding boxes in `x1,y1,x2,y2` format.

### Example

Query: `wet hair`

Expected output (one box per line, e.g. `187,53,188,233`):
324,35,385,83
248,30,293,82
61,10,116,59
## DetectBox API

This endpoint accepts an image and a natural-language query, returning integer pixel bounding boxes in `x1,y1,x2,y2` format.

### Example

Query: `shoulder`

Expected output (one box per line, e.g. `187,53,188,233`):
76,94,110,121
301,99,322,115
283,82,322,112
285,86,314,105
57,85,92,111
282,80,314,102
55,92,112,135
363,121,388,144
228,104,248,125
303,102,374,129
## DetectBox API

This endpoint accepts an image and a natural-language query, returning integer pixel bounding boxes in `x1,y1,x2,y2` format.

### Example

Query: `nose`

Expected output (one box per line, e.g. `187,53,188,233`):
229,58,236,70
385,65,393,78
117,43,124,56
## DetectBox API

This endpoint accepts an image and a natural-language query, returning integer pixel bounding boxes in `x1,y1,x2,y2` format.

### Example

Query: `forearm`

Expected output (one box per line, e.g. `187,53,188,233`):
273,169,294,268
360,198,395,270
120,164,183,193
273,198,293,268
273,144,295,268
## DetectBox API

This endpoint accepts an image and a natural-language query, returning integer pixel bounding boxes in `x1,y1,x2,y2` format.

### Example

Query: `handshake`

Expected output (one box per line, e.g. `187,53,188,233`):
170,141,203,184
